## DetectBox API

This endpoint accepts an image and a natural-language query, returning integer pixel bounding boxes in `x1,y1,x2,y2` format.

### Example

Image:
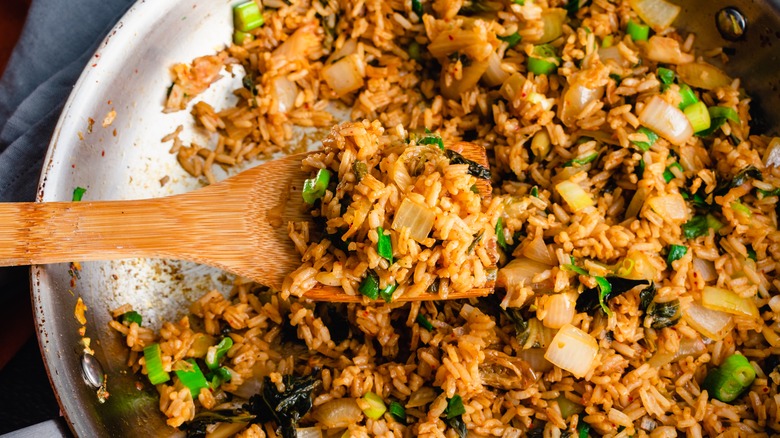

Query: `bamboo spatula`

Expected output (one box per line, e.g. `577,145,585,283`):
0,142,494,302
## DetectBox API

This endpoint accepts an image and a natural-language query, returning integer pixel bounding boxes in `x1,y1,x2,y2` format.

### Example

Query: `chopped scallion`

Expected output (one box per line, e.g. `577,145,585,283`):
496,217,507,251
418,132,444,149
702,353,756,402
667,244,687,264
206,337,233,370
512,0,525,4
143,343,170,385
359,270,380,300
379,283,398,303
709,106,740,123
233,29,254,45
594,276,612,316
233,1,264,33
412,0,423,17
684,101,711,133
302,168,331,204
527,44,559,76
120,310,142,326
362,391,387,420
678,84,699,110
498,32,522,48
578,422,591,438
377,227,393,264
636,158,646,179
746,245,757,261
631,127,659,152
663,162,684,183
416,314,434,331
601,35,614,48
174,359,209,398
682,214,722,239
657,67,675,85
388,401,406,423
530,186,539,197
408,41,422,61
564,152,598,167
626,19,650,41
72,187,87,202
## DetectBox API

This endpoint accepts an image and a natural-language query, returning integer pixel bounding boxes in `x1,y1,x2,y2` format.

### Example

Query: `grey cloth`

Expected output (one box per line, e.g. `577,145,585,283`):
0,0,134,203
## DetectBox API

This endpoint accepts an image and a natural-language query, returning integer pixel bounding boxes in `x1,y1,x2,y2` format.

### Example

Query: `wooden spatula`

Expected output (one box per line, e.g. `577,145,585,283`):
0,142,495,302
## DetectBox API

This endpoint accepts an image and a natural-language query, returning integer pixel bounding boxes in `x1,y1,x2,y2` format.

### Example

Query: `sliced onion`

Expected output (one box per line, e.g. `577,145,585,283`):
556,180,594,212
648,336,706,368
497,257,552,292
312,398,363,429
391,198,436,242
692,257,717,282
272,76,298,113
321,54,366,97
598,46,631,68
522,232,556,265
626,250,659,282
499,73,526,102
544,324,599,378
296,428,323,438
558,78,605,127
482,52,510,88
629,0,681,29
406,387,437,408
682,301,734,341
637,95,693,146
645,36,694,65
272,23,320,60
325,38,358,64
625,186,647,219
428,29,492,62
228,376,263,399
536,9,566,44
646,193,688,223
441,60,490,100
541,292,576,329
676,62,732,90
702,286,759,319
517,348,554,372
764,137,780,168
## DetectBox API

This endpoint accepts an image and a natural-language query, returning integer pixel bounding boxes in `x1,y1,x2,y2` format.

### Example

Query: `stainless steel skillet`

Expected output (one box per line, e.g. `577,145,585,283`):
31,0,780,436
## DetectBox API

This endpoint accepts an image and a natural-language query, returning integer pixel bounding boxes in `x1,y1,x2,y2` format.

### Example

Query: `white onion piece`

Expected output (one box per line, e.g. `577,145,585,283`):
296,427,323,438
629,0,681,29
441,60,490,100
702,286,760,319
682,301,734,341
391,198,435,242
522,232,556,265
763,137,780,168
646,193,688,223
638,95,693,145
545,324,599,378
497,257,551,292
272,76,298,113
541,292,576,329
625,186,647,219
645,36,694,65
325,38,358,64
228,376,263,399
321,54,366,97
676,62,732,90
536,9,566,44
558,81,605,127
312,398,363,428
556,180,594,212
272,24,320,60
692,257,717,282
648,336,705,368
517,348,554,372
406,387,437,408
482,52,510,88
598,46,630,68
499,73,526,102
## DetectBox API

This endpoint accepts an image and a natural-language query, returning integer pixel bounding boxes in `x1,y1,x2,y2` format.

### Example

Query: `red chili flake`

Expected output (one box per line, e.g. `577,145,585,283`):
448,35,454,41
101,150,105,157
72,164,76,168
92,64,97,67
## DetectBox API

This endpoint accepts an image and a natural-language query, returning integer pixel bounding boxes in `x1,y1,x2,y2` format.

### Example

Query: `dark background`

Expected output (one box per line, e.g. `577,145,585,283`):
0,1,62,433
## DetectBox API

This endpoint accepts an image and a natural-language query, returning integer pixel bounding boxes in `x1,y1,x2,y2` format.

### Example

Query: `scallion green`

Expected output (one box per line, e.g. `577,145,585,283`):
233,30,254,45
678,84,699,110
233,1,264,33
416,314,434,331
72,187,87,202
631,127,659,152
657,67,675,85
120,310,142,326
667,244,687,265
417,131,444,149
684,101,711,133
408,41,422,61
377,227,393,264
702,353,756,402
496,217,507,251
527,44,559,76
143,343,170,385
530,186,539,197
302,168,331,204
174,359,210,398
498,32,522,48
626,19,650,41
379,283,398,303
663,162,684,183
594,276,612,316
746,245,757,261
388,401,406,423
206,337,233,370
412,0,423,17
564,152,598,167
708,106,740,123
359,270,380,300
601,35,614,48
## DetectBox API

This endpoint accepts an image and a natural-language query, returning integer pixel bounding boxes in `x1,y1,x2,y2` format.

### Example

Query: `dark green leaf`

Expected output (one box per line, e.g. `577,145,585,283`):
746,244,757,261
647,299,681,329
412,0,423,16
576,277,651,314
638,283,656,312
242,75,258,96
182,409,256,438
530,186,539,197
446,395,466,418
564,0,590,15
667,244,687,265
636,158,645,179
353,161,368,181
445,416,467,438
732,166,762,188
246,374,321,438
682,215,710,239
377,227,393,264
444,149,491,179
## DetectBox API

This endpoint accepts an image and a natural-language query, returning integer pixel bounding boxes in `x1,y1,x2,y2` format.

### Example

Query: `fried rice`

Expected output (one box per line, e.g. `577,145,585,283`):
110,0,780,436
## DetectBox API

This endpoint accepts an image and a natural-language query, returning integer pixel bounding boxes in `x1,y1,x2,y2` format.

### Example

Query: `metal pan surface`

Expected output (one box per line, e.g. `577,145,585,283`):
31,0,780,436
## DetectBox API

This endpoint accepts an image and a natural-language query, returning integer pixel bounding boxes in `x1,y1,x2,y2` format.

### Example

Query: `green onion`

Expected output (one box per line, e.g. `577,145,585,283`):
377,227,393,264
563,260,589,277
408,41,422,61
626,19,650,41
174,359,210,398
578,422,591,438
233,1,264,32
379,283,398,303
667,244,687,265
678,84,699,110
731,201,751,217
416,314,434,331
682,214,723,239
417,132,444,149
388,401,406,423
527,44,559,76
208,366,232,390
663,162,684,183
206,337,233,370
359,270,380,300
512,0,525,4
631,127,659,152
702,353,756,402
657,67,675,85
469,184,479,194
746,245,757,261
302,168,331,204
233,29,254,45
143,343,170,385
609,73,622,83
594,276,612,316
530,186,539,197
684,101,711,133
601,35,614,48
709,106,740,123
445,395,466,418
412,0,423,16
636,158,646,179
564,152,599,167
120,310,142,326
362,391,387,420
496,217,507,251
72,187,87,202
498,32,522,48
